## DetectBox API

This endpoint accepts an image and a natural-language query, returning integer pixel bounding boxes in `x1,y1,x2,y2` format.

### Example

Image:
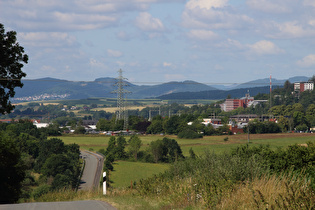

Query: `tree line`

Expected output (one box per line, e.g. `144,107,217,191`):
0,120,81,204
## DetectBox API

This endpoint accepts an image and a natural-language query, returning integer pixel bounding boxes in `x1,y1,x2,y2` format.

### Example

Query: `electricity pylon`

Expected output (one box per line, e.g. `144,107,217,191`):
111,69,131,130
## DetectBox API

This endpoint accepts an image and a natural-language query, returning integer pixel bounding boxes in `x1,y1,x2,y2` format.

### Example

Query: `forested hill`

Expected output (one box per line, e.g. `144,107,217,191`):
14,78,217,100
13,76,309,100
156,86,279,100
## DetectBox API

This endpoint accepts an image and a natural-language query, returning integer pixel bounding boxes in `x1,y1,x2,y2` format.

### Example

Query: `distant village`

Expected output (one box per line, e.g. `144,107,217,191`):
13,93,70,102
220,81,314,111
3,80,313,135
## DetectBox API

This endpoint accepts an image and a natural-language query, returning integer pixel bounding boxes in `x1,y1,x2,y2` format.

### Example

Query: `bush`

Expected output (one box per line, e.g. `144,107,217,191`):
74,126,86,134
32,185,50,199
177,129,203,139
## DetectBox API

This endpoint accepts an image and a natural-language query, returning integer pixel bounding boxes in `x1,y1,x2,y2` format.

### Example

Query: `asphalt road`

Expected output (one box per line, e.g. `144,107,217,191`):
78,150,104,191
0,200,116,210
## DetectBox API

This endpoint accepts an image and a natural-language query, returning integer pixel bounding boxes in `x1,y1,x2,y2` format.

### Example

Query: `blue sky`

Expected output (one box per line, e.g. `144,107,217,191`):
1,0,315,85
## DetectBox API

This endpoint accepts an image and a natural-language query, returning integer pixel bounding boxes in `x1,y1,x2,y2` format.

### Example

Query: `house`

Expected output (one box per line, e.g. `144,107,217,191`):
0,119,13,123
220,93,254,112
202,118,222,125
294,82,314,92
33,120,50,128
230,114,258,123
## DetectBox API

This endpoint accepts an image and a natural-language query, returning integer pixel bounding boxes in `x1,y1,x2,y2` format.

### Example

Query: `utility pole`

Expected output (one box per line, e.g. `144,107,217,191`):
111,69,131,130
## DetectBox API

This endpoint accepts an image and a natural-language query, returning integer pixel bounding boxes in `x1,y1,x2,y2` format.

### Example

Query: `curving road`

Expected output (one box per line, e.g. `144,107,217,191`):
79,150,104,191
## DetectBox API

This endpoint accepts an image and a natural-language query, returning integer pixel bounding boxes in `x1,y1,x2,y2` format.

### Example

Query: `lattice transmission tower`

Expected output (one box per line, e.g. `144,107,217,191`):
112,69,131,130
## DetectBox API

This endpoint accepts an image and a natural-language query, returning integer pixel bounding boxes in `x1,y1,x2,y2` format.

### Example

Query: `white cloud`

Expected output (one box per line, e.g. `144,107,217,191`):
135,12,165,32
107,49,123,58
182,0,253,30
2,0,177,32
297,54,315,67
187,29,219,40
186,0,228,10
266,21,315,39
309,20,315,27
163,62,172,67
89,58,106,68
304,0,315,7
248,40,284,55
246,0,292,14
18,32,78,48
163,62,175,67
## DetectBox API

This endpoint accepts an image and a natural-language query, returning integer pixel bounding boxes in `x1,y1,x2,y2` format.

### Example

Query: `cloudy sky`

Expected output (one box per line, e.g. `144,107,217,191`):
1,0,315,85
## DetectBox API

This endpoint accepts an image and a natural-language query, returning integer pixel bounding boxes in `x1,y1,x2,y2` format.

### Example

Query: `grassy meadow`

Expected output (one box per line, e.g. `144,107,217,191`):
44,133,315,209
56,133,315,188
110,161,170,188
58,133,315,156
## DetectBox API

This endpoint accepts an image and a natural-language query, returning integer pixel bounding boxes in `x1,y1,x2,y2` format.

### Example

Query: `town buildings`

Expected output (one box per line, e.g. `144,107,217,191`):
294,82,314,92
220,93,256,112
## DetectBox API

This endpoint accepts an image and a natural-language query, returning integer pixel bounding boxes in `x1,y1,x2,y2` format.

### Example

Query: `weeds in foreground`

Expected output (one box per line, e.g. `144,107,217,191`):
219,172,314,209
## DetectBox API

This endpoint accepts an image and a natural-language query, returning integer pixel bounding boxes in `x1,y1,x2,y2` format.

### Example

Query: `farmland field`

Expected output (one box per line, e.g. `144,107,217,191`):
57,133,314,188
58,133,315,156
110,161,170,188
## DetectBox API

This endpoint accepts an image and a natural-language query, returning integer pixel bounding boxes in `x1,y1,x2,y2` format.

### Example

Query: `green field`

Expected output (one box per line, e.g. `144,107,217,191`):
57,133,315,188
110,161,170,188
57,133,315,156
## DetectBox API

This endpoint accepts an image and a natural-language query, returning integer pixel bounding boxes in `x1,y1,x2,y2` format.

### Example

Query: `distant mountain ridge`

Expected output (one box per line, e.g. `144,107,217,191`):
211,76,309,90
13,76,310,100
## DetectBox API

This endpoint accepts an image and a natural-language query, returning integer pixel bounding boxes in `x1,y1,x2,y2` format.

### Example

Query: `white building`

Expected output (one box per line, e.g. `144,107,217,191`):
294,82,314,92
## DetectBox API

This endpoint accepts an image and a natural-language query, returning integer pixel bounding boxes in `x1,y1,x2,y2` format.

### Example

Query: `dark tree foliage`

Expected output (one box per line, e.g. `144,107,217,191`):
105,136,116,156
0,24,28,114
116,136,127,159
164,115,181,134
245,121,281,134
162,137,184,162
35,138,66,172
149,138,184,163
231,143,315,186
0,133,26,203
128,135,142,160
177,128,203,139
134,120,151,133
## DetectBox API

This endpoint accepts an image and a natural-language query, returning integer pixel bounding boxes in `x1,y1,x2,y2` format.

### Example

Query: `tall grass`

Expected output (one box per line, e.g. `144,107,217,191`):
219,172,314,209
136,151,268,209
135,149,314,209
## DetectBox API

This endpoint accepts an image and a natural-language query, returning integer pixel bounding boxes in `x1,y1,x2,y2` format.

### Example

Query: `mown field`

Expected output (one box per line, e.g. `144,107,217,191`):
57,133,315,189
110,161,170,188
58,133,315,156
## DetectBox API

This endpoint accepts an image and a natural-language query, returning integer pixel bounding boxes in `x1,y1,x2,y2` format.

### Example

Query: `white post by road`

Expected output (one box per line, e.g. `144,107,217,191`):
103,172,106,195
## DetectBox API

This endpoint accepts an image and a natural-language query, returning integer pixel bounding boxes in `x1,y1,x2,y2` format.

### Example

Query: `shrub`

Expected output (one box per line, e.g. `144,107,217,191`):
32,185,50,199
177,129,203,139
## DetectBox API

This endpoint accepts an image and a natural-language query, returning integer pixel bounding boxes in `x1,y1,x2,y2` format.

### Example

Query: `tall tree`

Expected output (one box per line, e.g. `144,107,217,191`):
128,135,142,161
116,136,127,159
0,24,28,114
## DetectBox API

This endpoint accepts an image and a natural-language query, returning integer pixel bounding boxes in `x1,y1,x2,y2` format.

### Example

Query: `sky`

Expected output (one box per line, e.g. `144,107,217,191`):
1,0,315,85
